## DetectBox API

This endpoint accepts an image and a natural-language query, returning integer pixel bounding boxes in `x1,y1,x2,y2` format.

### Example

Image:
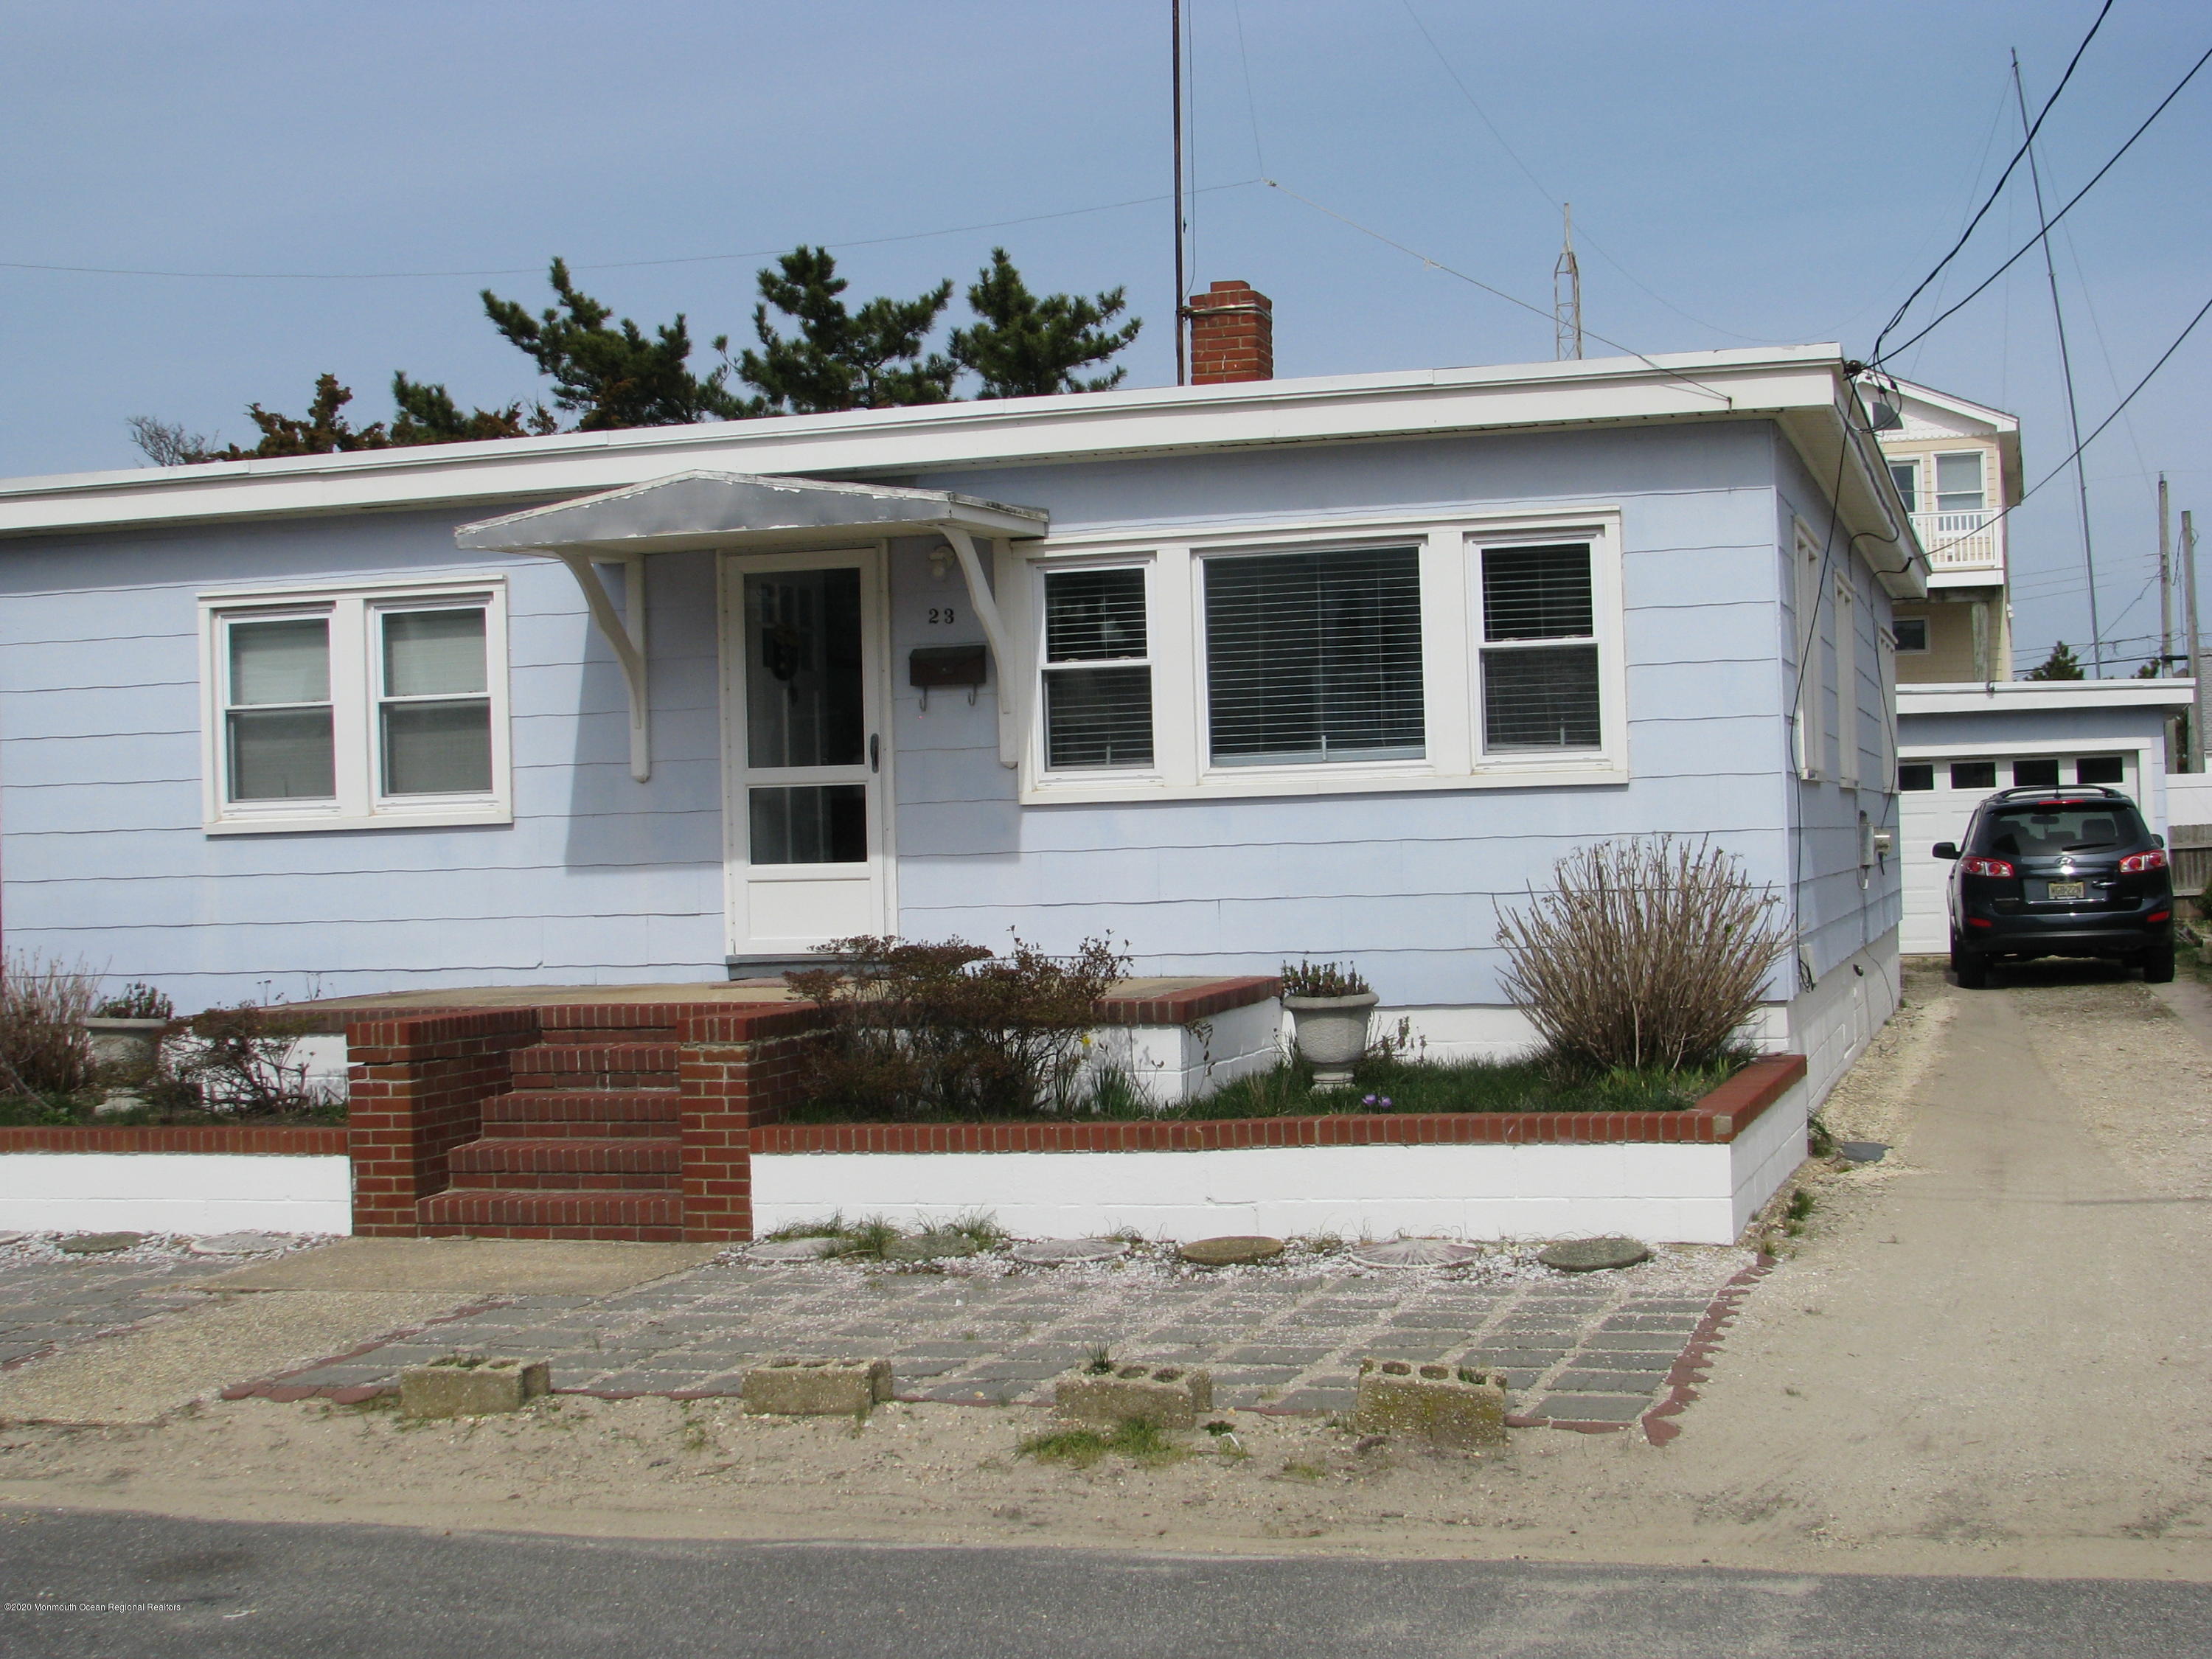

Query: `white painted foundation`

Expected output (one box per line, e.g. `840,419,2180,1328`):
755,1073,1806,1245
1089,997,1283,1104
0,1154,353,1234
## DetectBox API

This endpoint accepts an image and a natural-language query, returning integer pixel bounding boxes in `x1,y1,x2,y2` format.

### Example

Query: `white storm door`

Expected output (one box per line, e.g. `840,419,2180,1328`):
725,549,890,955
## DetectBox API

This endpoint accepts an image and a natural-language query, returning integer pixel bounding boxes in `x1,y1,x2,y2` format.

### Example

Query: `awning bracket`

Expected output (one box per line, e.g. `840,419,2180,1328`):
939,525,1021,768
551,550,650,782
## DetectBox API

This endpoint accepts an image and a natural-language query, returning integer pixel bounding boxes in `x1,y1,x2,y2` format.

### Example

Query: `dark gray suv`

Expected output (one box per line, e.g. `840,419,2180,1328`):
1935,785,2174,988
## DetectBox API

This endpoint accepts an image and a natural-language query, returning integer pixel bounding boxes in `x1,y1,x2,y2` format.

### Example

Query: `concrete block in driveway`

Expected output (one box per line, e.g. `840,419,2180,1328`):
1054,1363,1212,1429
1353,1359,1507,1449
742,1356,893,1416
399,1356,551,1419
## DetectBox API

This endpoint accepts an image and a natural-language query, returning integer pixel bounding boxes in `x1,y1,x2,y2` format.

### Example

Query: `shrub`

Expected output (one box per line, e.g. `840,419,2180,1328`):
93,982,174,1020
0,953,97,1098
787,933,1129,1120
1496,835,1791,1072
162,1004,334,1120
1280,959,1371,998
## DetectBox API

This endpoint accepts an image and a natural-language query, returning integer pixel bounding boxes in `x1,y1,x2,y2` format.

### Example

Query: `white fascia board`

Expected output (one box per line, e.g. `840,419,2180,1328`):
1899,680,2197,714
0,345,1859,541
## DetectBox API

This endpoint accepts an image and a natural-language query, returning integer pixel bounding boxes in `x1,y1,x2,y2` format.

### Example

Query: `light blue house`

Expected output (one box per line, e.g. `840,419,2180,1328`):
0,342,1916,1107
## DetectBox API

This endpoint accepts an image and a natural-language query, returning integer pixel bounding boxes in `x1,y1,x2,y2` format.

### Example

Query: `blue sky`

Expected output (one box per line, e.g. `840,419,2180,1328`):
2,1,2206,673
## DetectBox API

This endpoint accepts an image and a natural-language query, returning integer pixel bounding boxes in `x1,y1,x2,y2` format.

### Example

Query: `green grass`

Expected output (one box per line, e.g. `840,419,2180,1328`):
1018,1418,1186,1468
784,1051,1743,1127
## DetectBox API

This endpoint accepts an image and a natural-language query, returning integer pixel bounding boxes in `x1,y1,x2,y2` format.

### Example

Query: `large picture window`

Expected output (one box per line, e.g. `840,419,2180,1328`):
1203,547,1424,767
1020,512,1625,804
203,580,509,832
1041,566,1153,771
1476,542,1600,752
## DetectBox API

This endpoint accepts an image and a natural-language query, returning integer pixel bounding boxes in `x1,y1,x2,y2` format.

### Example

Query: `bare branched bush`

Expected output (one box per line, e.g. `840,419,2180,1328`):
1496,836,1792,1072
164,1004,332,1119
787,934,1130,1120
0,953,98,1097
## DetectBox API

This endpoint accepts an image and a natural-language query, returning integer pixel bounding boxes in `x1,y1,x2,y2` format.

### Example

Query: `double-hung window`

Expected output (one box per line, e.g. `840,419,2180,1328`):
1040,566,1153,771
1934,451,1985,513
1474,542,1601,753
1888,459,1919,515
204,580,510,832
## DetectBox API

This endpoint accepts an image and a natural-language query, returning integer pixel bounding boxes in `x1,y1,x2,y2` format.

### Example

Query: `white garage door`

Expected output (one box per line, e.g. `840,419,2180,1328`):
1894,750,2139,954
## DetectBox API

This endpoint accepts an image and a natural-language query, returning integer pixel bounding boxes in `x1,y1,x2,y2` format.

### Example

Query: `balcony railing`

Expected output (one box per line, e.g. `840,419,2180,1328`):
1913,508,2002,572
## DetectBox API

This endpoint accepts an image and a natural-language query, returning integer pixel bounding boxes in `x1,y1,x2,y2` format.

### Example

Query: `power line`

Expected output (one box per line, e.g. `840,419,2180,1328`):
1871,0,2112,364
1877,38,2212,364
0,181,1265,283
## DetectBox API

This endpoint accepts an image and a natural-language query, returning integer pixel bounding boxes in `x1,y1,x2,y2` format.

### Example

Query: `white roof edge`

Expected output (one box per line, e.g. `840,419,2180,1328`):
0,344,1852,540
1899,679,2197,714
1857,373,2020,433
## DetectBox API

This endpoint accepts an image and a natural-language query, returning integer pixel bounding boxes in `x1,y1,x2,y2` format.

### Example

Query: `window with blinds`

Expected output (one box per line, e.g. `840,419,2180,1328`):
1203,547,1424,767
1477,543,1601,751
1043,566,1153,770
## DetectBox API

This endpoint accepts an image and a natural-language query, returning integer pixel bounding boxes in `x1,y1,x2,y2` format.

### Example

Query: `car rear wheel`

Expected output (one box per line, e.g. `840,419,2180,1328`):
2140,942,2176,984
1951,933,1989,990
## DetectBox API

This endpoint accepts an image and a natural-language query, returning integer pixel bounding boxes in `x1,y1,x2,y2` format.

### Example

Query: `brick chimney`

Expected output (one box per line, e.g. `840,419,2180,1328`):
1186,279,1273,384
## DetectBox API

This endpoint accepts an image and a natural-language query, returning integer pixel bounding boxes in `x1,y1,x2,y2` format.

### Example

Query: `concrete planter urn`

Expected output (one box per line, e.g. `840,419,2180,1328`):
1284,992,1378,1087
83,1017,170,1074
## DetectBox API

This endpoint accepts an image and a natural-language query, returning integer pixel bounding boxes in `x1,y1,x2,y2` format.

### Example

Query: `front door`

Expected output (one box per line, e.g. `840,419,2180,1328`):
723,549,889,959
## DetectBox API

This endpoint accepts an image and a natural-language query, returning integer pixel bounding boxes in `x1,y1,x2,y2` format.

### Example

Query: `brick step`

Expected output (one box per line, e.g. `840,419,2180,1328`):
448,1135,681,1183
509,1043,681,1091
417,1188,684,1237
481,1089,681,1135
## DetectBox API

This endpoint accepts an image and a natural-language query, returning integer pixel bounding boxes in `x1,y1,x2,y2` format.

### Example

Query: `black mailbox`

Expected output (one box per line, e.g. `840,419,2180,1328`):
909,644,988,707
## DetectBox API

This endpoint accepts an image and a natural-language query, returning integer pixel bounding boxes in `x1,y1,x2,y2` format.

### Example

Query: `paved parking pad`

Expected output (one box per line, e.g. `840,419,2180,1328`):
260,1248,1756,1430
0,1255,239,1369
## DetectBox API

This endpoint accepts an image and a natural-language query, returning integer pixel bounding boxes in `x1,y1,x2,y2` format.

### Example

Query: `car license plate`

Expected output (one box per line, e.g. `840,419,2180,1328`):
2047,880,2086,900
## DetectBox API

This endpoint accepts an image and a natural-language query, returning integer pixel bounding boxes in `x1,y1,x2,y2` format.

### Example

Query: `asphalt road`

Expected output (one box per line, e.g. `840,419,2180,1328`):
4,1508,2209,1658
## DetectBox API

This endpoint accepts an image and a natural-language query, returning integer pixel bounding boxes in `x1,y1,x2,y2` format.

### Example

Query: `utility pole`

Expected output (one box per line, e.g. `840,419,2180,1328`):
2159,473,2174,672
2012,50,2104,675
1171,0,1187,387
2188,509,2206,772
1554,204,1583,361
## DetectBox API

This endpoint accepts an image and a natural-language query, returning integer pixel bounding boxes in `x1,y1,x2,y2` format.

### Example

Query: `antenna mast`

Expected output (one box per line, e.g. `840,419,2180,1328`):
1172,0,1187,386
1554,203,1583,361
2012,49,2102,675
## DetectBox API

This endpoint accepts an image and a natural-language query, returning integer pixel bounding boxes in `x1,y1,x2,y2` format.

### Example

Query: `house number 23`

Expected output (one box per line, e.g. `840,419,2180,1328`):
926,606,958,625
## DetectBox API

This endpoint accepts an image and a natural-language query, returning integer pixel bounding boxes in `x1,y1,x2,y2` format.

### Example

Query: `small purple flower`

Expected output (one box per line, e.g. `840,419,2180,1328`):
1362,1094,1378,1106
1378,1096,1394,1108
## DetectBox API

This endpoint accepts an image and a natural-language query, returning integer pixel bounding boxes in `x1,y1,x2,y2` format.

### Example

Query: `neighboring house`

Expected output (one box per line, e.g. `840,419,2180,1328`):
1862,376,2017,686
1862,374,2197,953
1893,680,2194,953
0,307,1913,1107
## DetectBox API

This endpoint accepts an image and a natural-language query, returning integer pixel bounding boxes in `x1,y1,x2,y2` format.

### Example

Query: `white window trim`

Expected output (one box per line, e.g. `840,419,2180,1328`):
1014,507,1628,804
1933,448,1988,513
198,574,512,834
1834,572,1860,787
1891,616,1930,654
1034,554,1161,783
1792,524,1828,782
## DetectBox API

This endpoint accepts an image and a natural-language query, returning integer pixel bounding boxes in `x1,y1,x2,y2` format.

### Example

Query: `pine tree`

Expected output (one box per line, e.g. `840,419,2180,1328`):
949,248,1142,397
2026,641,2087,680
481,258,747,429
738,246,956,414
389,374,556,444
204,374,391,458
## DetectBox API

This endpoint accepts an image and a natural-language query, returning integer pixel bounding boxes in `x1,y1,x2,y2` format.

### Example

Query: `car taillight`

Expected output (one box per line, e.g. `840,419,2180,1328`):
2121,848,2168,873
1961,855,2014,877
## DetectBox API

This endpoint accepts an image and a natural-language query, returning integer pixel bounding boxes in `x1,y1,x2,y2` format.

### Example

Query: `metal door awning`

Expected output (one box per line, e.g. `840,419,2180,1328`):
454,471,1048,782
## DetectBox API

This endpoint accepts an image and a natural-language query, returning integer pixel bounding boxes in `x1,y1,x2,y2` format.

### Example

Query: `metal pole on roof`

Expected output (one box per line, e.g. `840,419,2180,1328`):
2013,49,2104,675
2159,473,2174,672
2186,509,2205,773
1172,0,1187,387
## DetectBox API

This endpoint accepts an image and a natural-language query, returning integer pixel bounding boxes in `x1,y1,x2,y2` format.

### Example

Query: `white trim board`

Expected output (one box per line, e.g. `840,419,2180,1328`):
0,1153,352,1234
